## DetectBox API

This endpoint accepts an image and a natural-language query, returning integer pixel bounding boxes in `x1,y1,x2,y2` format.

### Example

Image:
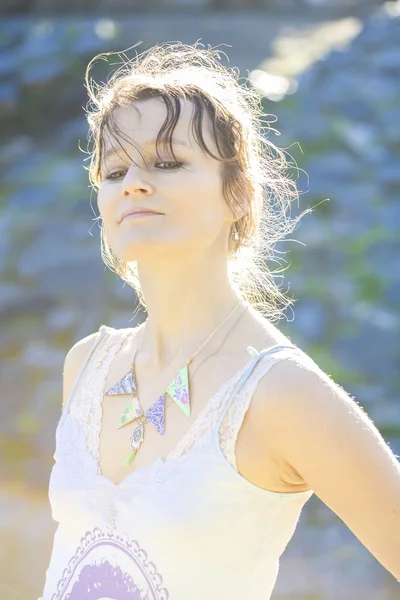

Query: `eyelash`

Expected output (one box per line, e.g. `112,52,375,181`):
104,161,183,181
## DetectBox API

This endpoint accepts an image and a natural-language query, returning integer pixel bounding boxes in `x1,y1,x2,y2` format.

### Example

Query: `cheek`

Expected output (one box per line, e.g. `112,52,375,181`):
197,174,227,222
97,187,115,223
96,188,122,247
183,187,227,239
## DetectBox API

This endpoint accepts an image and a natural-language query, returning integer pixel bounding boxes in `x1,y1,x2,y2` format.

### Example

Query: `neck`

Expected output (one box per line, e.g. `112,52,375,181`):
136,253,245,370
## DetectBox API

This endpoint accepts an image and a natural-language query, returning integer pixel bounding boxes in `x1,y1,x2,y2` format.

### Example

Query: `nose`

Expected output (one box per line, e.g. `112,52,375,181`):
122,165,154,196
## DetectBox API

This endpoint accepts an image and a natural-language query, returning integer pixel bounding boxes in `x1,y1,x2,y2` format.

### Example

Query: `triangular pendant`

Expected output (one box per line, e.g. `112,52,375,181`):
106,369,136,396
166,364,190,418
108,362,190,437
105,369,143,430
145,394,166,435
116,395,143,429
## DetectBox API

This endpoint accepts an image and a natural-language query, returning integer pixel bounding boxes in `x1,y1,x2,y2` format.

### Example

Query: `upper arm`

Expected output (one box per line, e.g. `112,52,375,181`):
261,353,400,582
62,331,101,410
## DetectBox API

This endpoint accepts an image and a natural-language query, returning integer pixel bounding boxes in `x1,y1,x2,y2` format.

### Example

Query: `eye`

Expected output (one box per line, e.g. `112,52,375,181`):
104,161,183,181
157,161,183,170
104,170,125,181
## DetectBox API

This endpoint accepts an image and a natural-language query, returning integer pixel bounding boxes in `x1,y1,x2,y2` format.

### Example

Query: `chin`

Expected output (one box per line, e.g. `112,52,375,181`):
112,242,168,262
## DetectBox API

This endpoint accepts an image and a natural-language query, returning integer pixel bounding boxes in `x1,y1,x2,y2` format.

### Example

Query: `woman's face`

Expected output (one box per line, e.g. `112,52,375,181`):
96,97,236,263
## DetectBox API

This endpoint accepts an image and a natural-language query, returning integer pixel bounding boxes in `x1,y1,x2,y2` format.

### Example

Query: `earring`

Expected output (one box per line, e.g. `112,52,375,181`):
232,223,239,243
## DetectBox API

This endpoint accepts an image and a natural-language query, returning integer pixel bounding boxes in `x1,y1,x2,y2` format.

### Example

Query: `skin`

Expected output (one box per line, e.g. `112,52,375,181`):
91,95,301,492
97,96,252,371
63,95,400,581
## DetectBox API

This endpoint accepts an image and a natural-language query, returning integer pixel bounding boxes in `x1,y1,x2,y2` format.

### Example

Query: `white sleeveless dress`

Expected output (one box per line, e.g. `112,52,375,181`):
38,324,314,600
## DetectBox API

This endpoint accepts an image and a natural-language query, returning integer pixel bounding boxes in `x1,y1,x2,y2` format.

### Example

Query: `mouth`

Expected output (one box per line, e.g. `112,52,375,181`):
121,212,163,222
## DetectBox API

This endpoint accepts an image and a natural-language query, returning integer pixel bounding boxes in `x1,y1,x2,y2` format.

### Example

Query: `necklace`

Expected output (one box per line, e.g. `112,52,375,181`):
105,301,248,467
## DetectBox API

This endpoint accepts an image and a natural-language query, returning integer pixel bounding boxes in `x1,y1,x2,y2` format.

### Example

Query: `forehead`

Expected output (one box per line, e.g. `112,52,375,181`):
102,96,216,156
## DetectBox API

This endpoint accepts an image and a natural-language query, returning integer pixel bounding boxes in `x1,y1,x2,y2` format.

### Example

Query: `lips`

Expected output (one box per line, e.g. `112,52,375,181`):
121,212,162,221
119,208,163,223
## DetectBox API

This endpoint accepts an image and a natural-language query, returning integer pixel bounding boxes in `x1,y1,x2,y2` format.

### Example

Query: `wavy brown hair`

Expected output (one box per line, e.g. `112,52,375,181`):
84,41,311,323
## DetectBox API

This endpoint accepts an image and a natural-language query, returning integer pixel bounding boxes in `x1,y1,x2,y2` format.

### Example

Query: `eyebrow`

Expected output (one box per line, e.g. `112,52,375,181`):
103,139,191,161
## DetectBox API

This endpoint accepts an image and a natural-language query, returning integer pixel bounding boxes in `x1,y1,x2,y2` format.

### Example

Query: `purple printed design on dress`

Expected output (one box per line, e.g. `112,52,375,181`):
145,395,165,435
67,561,145,599
51,527,169,600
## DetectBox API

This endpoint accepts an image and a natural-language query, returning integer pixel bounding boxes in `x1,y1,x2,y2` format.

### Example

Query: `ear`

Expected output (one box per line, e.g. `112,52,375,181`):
232,198,247,222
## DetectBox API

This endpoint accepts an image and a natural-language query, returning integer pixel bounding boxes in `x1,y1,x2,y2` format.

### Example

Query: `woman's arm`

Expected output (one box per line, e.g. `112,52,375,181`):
260,353,400,582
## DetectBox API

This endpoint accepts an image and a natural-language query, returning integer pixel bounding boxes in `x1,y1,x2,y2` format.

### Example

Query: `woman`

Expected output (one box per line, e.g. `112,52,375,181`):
39,41,400,599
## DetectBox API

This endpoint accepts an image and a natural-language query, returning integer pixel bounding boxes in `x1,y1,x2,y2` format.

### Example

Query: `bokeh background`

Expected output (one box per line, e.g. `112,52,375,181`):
1,0,400,598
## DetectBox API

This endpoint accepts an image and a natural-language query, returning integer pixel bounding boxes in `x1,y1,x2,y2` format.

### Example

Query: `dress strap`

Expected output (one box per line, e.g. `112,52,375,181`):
215,344,298,431
60,325,109,427
67,324,135,459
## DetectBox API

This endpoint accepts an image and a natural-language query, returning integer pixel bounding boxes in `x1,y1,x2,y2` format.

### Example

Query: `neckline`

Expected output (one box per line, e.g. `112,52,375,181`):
94,328,264,489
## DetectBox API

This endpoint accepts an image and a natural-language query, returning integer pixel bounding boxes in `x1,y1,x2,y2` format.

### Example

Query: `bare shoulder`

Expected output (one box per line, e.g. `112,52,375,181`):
255,346,326,417
254,345,400,584
242,314,312,481
61,324,141,410
253,344,359,485
245,308,296,348
258,346,345,411
62,329,103,410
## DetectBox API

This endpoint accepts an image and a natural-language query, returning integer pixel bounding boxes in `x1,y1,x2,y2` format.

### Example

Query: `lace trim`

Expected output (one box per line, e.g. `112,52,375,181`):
69,326,297,470
165,360,253,462
169,347,300,465
69,326,129,459
218,351,292,469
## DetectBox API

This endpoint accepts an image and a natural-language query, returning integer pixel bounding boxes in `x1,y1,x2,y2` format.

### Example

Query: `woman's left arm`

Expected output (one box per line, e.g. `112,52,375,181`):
265,354,400,582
